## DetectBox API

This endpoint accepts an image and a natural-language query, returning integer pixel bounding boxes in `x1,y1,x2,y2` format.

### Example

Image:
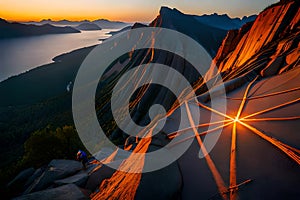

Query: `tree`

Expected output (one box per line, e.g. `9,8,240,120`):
20,125,86,168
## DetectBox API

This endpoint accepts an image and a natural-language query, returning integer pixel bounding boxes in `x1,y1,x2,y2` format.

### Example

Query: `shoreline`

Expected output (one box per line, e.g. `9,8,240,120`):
0,29,117,83
0,44,97,84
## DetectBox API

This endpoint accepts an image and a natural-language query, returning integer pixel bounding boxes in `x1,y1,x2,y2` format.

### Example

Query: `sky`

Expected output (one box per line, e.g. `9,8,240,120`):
0,0,279,22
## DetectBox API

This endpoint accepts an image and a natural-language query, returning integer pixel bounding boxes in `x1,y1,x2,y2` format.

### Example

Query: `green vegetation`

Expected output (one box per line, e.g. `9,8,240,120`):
0,125,87,198
0,46,95,170
20,125,86,168
0,46,95,193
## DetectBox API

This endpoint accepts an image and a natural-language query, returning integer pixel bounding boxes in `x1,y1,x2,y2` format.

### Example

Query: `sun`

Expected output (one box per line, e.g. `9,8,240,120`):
165,75,300,200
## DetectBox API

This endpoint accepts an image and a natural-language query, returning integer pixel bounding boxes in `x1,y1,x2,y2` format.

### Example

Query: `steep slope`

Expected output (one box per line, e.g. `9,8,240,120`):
177,60,300,200
209,0,299,82
149,6,227,57
89,2,300,200
0,19,80,39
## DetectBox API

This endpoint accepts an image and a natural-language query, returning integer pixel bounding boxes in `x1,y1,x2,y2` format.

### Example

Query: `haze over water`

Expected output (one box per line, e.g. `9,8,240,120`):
0,29,116,82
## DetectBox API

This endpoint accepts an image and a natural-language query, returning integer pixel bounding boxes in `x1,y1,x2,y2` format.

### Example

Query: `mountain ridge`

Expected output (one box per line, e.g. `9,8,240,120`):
149,6,228,57
75,22,102,31
22,19,129,29
194,13,257,30
0,18,80,39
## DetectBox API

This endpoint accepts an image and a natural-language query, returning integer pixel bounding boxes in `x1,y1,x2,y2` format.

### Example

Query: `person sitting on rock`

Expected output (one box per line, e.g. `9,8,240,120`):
77,150,88,169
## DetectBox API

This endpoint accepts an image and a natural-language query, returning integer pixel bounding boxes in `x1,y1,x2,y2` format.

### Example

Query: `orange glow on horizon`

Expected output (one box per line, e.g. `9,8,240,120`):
0,0,276,23
0,0,155,22
0,11,152,23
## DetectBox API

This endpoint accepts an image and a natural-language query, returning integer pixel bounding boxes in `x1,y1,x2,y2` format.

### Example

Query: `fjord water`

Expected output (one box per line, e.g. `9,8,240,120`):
0,29,116,82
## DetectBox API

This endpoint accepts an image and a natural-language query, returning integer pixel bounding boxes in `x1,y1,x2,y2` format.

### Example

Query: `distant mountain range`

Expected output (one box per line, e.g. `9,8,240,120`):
19,12,256,32
0,12,257,40
194,13,257,30
23,19,130,29
75,22,102,31
0,18,80,39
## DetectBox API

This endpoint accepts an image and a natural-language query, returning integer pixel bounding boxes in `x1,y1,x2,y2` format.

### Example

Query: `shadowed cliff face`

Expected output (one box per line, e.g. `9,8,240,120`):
210,0,299,81
149,6,227,57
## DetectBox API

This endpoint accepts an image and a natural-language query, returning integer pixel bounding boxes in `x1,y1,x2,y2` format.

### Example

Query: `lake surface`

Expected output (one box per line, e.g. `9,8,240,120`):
0,29,116,82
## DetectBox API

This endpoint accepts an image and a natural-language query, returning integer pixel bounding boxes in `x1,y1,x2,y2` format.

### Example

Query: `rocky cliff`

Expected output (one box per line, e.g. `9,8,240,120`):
89,2,300,199
209,0,299,82
149,6,227,57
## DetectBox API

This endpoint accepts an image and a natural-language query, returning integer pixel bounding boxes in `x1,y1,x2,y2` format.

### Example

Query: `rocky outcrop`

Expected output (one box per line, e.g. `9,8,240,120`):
54,173,89,187
213,21,254,68
9,159,115,199
7,168,35,194
13,184,88,200
209,0,299,82
24,160,82,193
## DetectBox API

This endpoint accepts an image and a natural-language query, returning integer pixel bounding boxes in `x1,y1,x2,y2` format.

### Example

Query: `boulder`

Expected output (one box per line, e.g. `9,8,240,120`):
54,173,88,187
24,160,82,194
48,159,83,172
24,168,45,190
7,168,35,193
13,184,88,200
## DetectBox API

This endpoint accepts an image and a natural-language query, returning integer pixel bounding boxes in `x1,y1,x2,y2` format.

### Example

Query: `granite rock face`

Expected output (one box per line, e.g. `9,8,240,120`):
24,160,82,193
13,184,88,200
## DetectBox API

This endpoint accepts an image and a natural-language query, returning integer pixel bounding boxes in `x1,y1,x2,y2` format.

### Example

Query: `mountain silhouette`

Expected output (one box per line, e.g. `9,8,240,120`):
0,19,80,39
92,19,128,29
149,6,228,57
75,22,102,31
23,19,129,29
194,13,257,30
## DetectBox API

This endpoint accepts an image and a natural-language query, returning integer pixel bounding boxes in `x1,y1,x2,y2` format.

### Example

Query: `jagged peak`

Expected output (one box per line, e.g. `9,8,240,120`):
159,6,183,16
0,18,8,23
132,22,147,29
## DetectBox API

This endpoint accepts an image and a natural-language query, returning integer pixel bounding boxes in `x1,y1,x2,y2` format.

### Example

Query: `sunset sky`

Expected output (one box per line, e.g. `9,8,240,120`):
0,0,278,22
